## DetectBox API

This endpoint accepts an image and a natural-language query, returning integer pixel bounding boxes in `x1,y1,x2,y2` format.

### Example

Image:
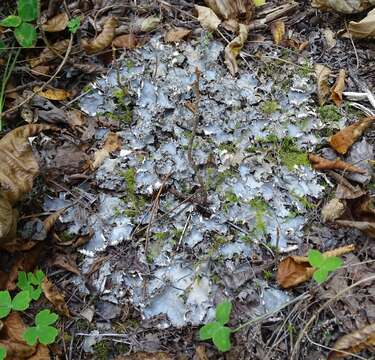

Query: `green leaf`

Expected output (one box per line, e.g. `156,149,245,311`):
0,291,12,319
321,256,343,271
0,346,6,360
38,325,59,345
11,290,30,311
14,22,37,48
313,268,328,284
34,270,45,284
308,249,324,268
17,0,39,22
67,17,80,34
35,309,58,327
215,301,232,325
17,271,29,291
253,0,266,6
0,15,22,27
199,322,219,340
212,326,232,352
23,327,39,346
30,286,42,301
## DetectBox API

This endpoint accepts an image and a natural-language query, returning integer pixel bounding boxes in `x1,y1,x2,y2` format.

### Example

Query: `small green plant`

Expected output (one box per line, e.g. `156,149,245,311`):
67,16,80,34
0,346,6,360
261,100,280,114
0,289,30,318
0,0,39,48
23,309,59,346
308,249,343,284
199,301,233,352
17,269,44,300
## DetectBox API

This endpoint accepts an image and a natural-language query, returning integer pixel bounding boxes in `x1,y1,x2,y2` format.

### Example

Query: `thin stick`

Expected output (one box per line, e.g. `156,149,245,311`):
0,34,74,117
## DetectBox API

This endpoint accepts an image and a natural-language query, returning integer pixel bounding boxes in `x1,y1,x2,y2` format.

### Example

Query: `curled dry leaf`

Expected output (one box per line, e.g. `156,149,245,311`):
51,253,81,275
195,5,221,32
270,21,285,45
42,277,70,317
224,23,248,76
41,12,68,32
91,132,122,169
347,8,375,39
328,323,375,359
329,116,375,154
315,64,331,106
321,198,346,223
308,154,366,174
277,245,355,288
330,69,346,106
164,27,191,43
30,39,70,68
82,17,118,54
33,86,71,101
112,33,139,49
204,0,254,23
311,0,375,13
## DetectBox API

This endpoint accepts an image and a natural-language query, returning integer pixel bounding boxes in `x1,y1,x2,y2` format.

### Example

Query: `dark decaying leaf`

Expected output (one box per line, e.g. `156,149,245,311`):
41,278,70,317
81,17,118,54
30,39,70,68
328,323,375,359
330,69,346,107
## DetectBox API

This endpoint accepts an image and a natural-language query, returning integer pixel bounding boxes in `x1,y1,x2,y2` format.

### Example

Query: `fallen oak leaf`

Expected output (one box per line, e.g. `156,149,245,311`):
224,23,248,76
41,277,70,317
41,12,68,32
330,69,346,106
328,323,375,359
81,17,118,54
315,64,331,106
33,86,71,101
195,5,221,32
329,116,375,155
308,154,366,174
164,27,191,43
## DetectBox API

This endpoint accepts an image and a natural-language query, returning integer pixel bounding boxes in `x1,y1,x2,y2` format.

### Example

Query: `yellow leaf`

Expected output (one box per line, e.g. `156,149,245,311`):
33,86,71,100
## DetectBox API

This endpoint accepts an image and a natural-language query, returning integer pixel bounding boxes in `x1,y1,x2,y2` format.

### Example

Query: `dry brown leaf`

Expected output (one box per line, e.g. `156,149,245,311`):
82,17,118,54
43,208,66,233
135,16,160,32
41,12,68,32
66,109,85,127
204,0,253,23
91,132,122,169
33,86,70,101
42,277,70,317
330,69,346,106
329,116,375,154
321,198,346,223
164,27,191,43
328,323,375,359
224,23,248,76
347,8,375,39
311,0,374,13
195,5,221,32
30,65,51,77
112,34,139,49
0,193,17,244
308,154,366,174
315,64,331,106
51,253,81,276
115,352,173,360
336,219,375,238
29,39,70,68
270,21,285,45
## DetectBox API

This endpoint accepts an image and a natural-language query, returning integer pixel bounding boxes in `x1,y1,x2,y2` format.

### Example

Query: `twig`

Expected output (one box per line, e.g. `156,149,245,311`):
291,274,375,359
0,34,74,117
345,21,359,69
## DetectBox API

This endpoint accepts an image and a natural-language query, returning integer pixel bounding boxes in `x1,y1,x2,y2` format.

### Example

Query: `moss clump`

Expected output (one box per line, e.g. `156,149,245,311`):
261,100,280,114
208,235,230,256
249,197,269,235
93,341,110,360
121,168,136,194
218,142,236,153
297,62,313,77
279,137,309,170
318,105,341,122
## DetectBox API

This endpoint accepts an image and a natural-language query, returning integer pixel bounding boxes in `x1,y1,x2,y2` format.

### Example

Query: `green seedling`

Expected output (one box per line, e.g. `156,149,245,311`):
0,0,39,48
0,290,31,318
308,249,343,284
17,270,45,301
67,17,80,34
199,301,232,352
23,309,59,346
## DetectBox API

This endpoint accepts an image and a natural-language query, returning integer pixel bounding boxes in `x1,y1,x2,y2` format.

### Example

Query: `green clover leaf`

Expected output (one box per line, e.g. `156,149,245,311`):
313,268,329,284
17,271,29,291
212,326,231,352
321,256,343,272
215,301,232,325
67,17,80,34
11,290,30,311
0,291,12,319
14,22,37,48
23,309,59,346
17,0,39,22
307,249,324,268
0,15,22,28
308,249,343,284
199,322,220,340
0,346,6,360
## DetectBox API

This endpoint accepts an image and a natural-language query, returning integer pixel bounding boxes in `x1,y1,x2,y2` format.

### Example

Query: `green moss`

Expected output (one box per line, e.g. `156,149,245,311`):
121,168,136,194
82,84,93,93
154,232,168,241
249,197,269,235
290,192,314,210
218,142,236,153
279,137,309,170
263,270,273,281
318,105,341,122
113,207,122,217
261,100,280,114
297,62,313,77
208,235,230,256
224,191,238,203
93,341,110,360
249,197,268,212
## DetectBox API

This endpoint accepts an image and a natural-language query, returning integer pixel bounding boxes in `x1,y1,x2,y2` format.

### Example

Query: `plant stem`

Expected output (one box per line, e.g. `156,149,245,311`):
0,47,20,131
